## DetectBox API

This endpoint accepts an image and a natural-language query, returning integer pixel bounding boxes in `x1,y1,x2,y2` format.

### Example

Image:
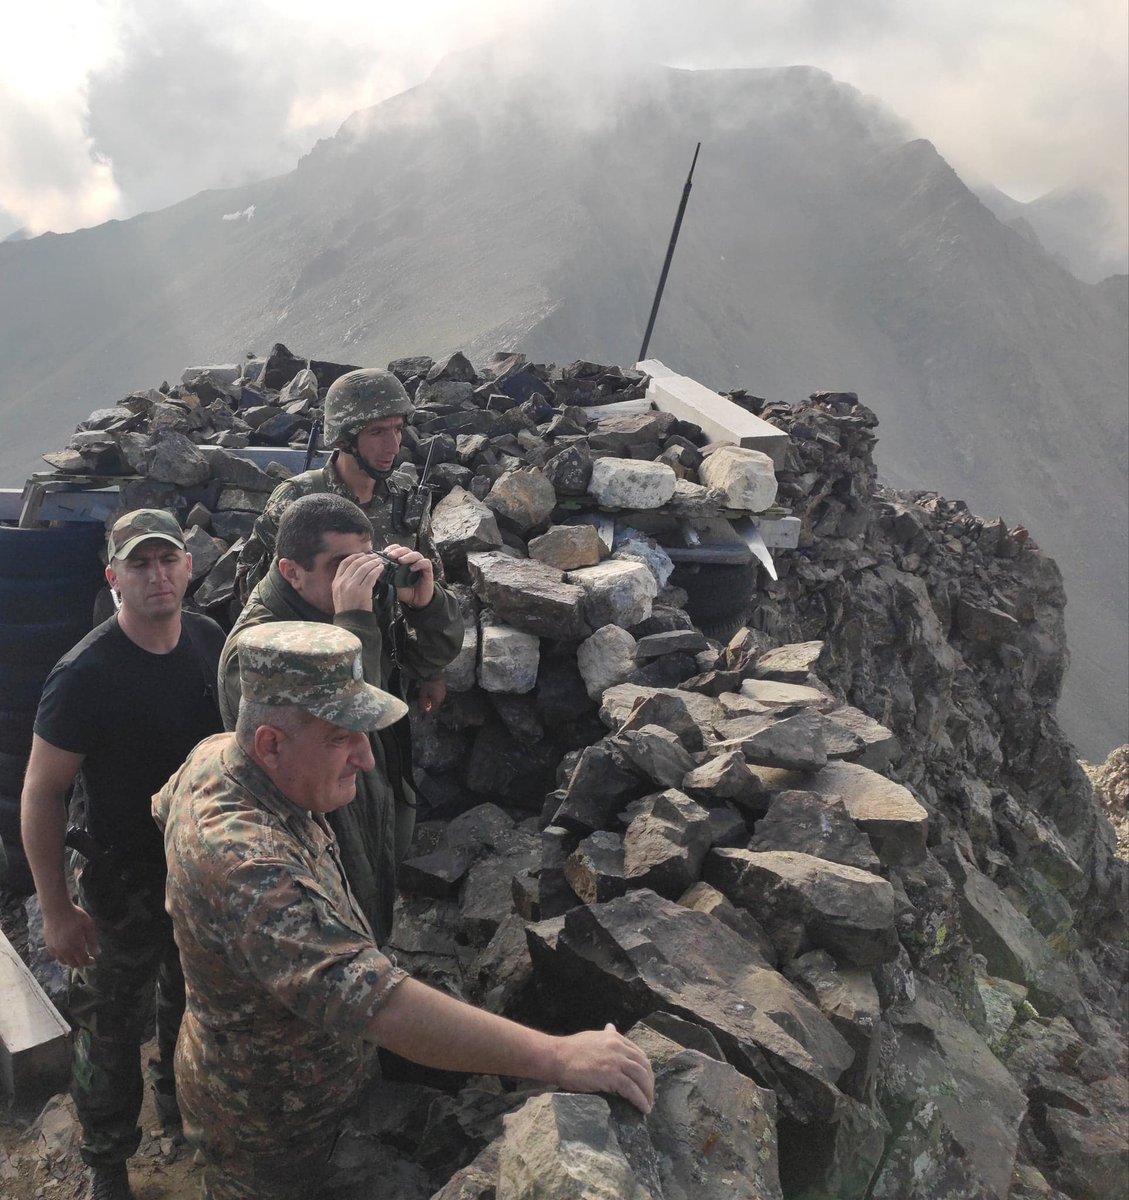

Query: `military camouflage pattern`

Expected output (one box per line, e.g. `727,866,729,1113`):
153,733,408,1199
238,622,407,731
234,455,439,605
106,507,186,561
322,367,415,447
69,867,183,1167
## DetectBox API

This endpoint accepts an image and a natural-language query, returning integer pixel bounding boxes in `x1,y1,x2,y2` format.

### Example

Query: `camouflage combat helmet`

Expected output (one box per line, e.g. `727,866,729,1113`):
238,622,407,732
323,368,415,447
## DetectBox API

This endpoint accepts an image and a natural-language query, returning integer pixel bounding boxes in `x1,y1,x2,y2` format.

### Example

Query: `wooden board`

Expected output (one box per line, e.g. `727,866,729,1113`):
0,926,71,1101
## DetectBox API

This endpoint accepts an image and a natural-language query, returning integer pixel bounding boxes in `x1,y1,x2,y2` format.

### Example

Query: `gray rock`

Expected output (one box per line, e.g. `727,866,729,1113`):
527,890,854,1125
431,487,505,566
565,831,628,904
577,625,637,701
874,972,1028,1200
698,445,777,512
428,351,477,383
753,640,825,680
622,789,712,897
787,950,881,1103
211,511,257,542
682,750,765,804
706,803,751,848
738,678,836,710
619,691,706,752
468,552,589,640
677,881,776,966
822,705,901,770
468,914,535,1013
552,742,644,835
460,834,540,943
599,684,721,732
587,457,677,509
144,428,211,486
957,596,1021,643
193,544,239,609
615,724,696,789
527,524,606,571
183,363,241,387
543,443,593,495
216,486,270,513
183,525,222,582
446,622,480,692
750,790,881,872
705,848,899,967
478,623,541,694
497,1093,650,1199
256,411,307,445
483,467,556,534
756,760,929,867
715,708,829,772
587,411,676,452
630,1046,783,1200
946,850,1075,1012
566,559,658,630
399,805,519,899
633,630,708,661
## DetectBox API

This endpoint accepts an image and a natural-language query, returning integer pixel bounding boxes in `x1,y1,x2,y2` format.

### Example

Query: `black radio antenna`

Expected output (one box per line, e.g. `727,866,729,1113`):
638,141,701,362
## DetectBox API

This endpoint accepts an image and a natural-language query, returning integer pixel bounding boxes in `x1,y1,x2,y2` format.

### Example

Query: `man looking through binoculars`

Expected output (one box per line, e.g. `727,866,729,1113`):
218,491,463,944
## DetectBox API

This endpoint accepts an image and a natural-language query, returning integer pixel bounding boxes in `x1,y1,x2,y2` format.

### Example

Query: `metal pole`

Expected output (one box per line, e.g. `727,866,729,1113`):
639,142,701,362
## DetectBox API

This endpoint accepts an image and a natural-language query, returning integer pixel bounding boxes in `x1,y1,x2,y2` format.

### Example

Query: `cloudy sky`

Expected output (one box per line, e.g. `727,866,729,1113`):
2,0,1126,249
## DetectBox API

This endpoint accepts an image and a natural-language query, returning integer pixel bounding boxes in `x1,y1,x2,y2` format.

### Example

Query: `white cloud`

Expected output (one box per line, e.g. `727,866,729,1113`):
0,0,1124,254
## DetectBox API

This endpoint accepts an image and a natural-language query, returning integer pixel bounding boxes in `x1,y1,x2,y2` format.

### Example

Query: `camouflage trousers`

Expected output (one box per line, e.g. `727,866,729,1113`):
69,875,184,1167
198,1073,397,1200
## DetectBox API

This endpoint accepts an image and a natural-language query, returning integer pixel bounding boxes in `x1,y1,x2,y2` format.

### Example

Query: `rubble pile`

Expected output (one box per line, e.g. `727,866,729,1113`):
27,349,1128,1199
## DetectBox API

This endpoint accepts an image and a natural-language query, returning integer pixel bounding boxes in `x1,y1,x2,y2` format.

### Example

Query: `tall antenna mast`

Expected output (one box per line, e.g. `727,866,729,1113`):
638,142,701,362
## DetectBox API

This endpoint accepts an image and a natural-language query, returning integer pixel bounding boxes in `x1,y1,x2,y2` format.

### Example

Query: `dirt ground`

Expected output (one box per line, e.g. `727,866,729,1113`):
0,1047,202,1199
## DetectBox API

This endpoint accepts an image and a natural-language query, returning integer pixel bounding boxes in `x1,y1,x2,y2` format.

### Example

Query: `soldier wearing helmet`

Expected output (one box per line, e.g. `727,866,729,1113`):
236,367,450,715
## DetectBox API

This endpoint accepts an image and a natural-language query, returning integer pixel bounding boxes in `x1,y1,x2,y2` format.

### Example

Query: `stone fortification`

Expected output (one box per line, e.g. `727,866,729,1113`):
15,344,1126,1199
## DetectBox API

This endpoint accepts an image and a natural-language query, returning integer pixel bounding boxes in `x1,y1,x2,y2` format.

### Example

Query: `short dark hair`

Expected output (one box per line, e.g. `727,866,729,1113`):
275,494,373,569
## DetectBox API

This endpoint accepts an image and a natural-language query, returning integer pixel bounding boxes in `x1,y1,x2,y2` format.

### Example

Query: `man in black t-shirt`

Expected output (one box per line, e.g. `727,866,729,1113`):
21,509,224,1200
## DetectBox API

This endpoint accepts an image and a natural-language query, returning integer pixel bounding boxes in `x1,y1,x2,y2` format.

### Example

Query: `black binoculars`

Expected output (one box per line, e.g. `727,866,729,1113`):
371,551,421,590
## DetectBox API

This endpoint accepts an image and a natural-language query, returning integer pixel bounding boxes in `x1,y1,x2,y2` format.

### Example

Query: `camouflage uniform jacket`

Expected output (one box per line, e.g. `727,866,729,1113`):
153,733,407,1168
235,453,440,607
217,564,463,941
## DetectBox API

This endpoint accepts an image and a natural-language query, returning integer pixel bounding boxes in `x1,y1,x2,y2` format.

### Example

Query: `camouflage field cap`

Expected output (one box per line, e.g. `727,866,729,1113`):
107,508,186,560
238,622,407,732
323,368,415,446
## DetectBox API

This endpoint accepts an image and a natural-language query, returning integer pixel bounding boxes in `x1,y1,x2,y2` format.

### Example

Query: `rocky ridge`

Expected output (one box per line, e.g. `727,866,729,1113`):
6,345,1127,1199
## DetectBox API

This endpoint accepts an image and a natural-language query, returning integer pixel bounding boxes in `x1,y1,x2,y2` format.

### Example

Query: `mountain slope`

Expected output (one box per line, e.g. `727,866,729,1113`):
0,62,1124,756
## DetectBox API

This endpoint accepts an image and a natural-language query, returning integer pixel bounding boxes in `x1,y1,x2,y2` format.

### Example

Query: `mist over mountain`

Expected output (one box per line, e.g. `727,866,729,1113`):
977,182,1129,284
0,59,1124,758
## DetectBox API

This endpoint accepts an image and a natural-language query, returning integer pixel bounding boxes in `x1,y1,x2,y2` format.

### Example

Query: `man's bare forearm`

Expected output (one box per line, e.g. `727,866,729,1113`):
369,977,654,1112
21,737,83,917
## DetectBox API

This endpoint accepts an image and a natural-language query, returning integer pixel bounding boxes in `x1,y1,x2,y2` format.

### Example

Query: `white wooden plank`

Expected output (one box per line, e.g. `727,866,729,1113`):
0,927,71,1100
637,359,790,466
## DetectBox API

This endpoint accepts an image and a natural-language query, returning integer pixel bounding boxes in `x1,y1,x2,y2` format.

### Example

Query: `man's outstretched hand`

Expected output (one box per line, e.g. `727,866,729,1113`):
552,1023,655,1114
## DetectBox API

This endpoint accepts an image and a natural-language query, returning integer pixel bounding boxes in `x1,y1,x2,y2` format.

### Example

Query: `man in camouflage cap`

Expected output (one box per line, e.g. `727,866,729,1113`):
235,369,451,715
235,367,450,714
23,508,225,1200
155,623,653,1200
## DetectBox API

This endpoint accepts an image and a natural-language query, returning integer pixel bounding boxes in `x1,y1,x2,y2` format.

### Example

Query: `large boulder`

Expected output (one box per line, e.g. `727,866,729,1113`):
704,848,899,967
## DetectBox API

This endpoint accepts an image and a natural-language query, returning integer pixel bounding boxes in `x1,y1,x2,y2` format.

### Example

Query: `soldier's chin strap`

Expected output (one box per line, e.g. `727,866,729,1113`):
342,437,395,483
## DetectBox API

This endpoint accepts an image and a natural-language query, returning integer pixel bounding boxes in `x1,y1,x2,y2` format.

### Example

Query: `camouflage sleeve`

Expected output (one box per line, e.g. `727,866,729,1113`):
332,609,385,685
217,634,242,732
399,584,464,681
226,857,407,1043
236,480,301,605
